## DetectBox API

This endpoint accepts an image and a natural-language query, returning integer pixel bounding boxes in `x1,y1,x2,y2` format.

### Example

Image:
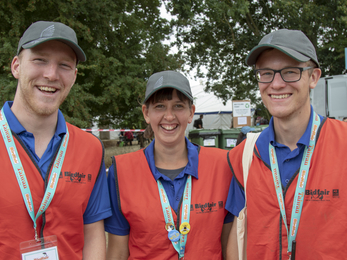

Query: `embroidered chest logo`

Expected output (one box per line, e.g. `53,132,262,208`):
305,188,340,201
60,171,92,184
193,201,223,214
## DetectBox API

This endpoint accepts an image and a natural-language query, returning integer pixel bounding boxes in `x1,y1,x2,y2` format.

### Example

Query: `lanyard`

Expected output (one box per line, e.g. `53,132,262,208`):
269,112,320,254
157,175,192,259
0,108,69,241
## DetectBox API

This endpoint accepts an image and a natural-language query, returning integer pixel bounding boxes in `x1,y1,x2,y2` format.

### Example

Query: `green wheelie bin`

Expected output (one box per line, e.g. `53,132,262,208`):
188,129,221,148
219,128,241,150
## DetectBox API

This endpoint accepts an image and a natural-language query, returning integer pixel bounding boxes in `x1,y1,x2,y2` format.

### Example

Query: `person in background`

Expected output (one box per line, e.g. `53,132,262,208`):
124,131,134,146
230,112,234,128
235,126,255,146
0,21,111,259
105,70,233,259
343,117,347,122
226,29,347,259
194,114,204,128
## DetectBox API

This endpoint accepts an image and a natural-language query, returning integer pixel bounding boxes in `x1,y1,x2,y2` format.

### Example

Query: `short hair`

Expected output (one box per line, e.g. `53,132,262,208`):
144,88,193,108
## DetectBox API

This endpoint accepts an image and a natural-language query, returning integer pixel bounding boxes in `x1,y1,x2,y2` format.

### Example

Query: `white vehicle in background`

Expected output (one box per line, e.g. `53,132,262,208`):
311,74,347,120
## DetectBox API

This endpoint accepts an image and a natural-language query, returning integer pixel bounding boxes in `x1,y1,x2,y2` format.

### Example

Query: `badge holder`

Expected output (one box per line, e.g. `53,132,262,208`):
20,235,59,260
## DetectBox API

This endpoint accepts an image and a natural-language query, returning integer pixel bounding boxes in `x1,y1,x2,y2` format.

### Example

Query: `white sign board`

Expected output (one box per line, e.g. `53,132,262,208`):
237,117,247,125
203,138,216,147
226,138,237,148
233,101,251,117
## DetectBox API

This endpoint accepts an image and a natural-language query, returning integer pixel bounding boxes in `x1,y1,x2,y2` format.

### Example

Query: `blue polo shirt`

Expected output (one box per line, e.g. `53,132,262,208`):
105,138,233,236
2,101,112,224
225,107,324,217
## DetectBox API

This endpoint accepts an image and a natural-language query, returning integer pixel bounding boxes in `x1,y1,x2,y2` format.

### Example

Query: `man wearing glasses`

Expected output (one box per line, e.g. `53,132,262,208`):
225,29,347,259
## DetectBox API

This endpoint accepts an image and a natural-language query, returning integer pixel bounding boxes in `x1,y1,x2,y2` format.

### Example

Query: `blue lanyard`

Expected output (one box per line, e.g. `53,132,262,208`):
157,175,192,258
269,112,320,254
0,108,69,241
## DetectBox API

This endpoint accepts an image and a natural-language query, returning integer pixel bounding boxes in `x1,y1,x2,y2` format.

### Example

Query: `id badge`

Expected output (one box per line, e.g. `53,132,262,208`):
20,235,59,260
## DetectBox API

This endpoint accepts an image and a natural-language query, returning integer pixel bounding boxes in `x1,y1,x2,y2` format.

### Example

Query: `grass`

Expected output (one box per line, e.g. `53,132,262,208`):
103,140,148,169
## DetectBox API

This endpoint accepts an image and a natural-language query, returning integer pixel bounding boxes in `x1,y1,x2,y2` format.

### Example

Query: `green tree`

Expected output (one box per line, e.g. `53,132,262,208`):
166,0,347,120
0,0,183,129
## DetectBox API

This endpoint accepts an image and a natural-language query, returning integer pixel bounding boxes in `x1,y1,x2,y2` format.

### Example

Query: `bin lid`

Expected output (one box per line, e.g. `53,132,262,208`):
188,129,221,138
219,128,241,134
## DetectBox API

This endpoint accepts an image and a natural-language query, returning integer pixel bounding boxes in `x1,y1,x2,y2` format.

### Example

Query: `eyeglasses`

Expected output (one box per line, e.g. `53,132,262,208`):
254,67,313,83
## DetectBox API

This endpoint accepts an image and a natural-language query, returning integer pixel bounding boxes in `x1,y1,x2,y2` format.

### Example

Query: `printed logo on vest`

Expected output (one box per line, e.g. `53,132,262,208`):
194,201,222,214
63,171,89,184
305,189,339,201
332,189,340,198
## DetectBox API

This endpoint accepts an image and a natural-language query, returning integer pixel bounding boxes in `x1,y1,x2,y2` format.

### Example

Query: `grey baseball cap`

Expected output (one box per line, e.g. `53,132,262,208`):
246,29,319,67
17,21,86,62
144,71,193,103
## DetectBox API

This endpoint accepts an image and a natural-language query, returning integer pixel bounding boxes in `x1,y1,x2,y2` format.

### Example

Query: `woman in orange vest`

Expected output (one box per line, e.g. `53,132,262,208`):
105,70,234,259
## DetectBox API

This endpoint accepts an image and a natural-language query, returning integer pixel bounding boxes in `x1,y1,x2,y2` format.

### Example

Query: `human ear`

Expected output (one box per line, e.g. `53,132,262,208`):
142,104,150,124
11,56,20,79
188,104,196,124
309,68,322,90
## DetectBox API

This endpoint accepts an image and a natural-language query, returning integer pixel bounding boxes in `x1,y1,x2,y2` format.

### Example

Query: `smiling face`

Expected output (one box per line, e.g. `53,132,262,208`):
142,88,195,149
11,40,77,117
255,49,321,121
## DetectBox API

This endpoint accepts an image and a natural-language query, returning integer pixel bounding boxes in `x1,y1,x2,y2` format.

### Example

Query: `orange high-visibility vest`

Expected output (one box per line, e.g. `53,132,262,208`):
0,123,103,259
113,146,232,259
228,118,347,260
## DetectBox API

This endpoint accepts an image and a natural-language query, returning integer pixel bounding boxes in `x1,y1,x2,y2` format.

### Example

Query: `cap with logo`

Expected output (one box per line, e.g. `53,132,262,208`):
144,71,193,103
17,21,86,62
246,29,319,67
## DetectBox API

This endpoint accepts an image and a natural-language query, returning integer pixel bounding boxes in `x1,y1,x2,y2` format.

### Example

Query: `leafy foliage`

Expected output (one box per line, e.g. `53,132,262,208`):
166,0,347,120
0,0,183,128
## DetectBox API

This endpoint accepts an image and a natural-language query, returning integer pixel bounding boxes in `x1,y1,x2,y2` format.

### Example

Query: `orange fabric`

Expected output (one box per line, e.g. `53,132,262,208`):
0,123,103,259
114,146,232,259
229,118,347,260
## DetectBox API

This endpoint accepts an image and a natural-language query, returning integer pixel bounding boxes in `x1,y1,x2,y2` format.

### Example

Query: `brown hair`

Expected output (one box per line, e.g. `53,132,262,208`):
144,88,193,108
143,124,154,139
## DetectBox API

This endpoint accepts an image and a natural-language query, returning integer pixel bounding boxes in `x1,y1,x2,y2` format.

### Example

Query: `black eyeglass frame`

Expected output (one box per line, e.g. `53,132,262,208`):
254,66,314,83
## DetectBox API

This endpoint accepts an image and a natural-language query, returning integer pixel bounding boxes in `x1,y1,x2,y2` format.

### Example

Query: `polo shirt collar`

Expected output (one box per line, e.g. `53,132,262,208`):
3,101,67,137
269,105,314,148
145,137,199,181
